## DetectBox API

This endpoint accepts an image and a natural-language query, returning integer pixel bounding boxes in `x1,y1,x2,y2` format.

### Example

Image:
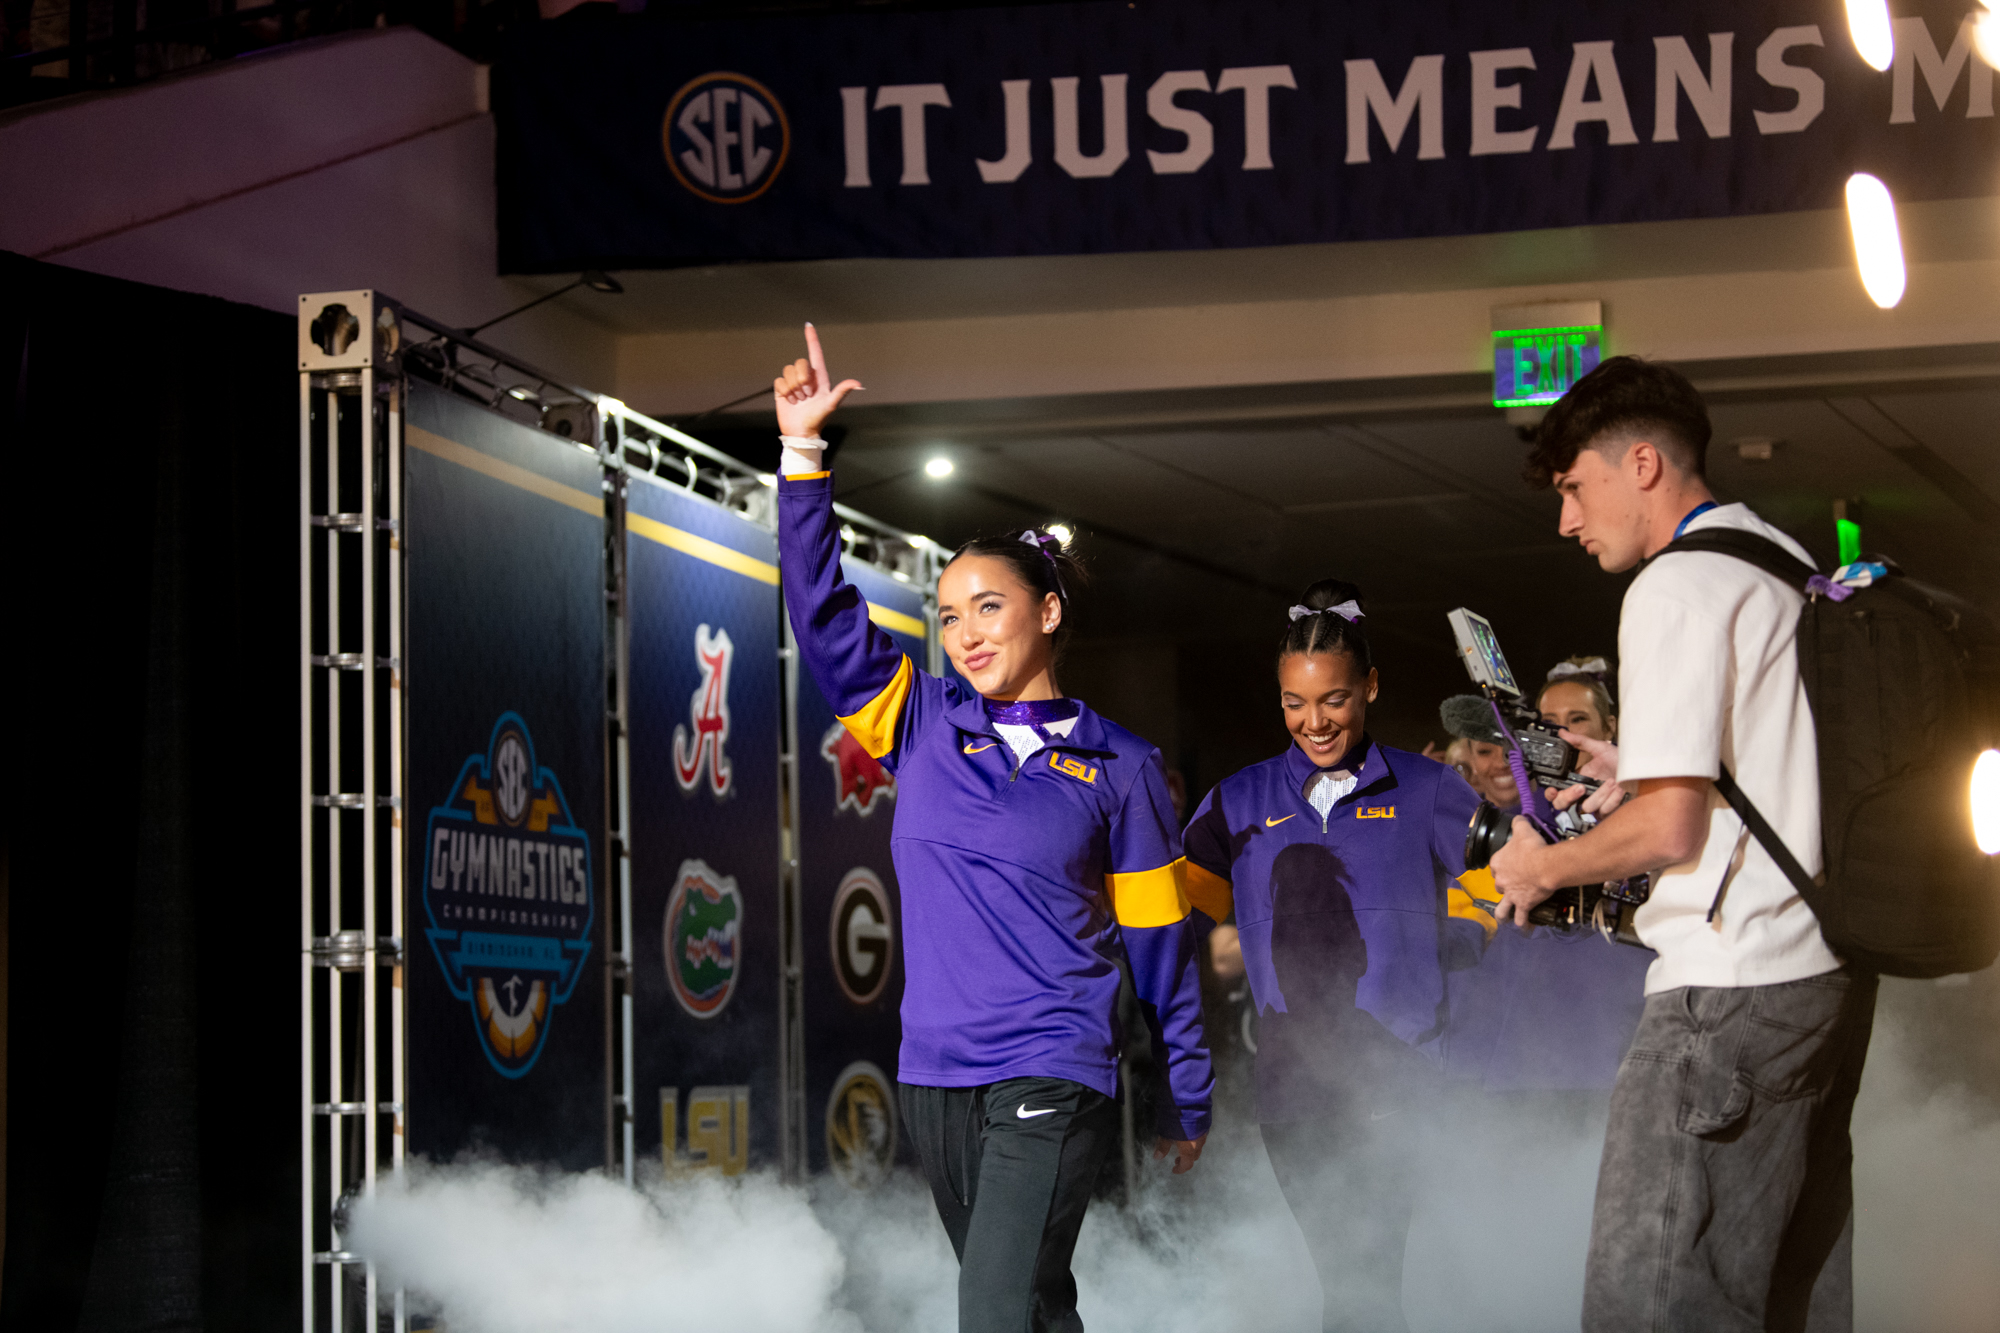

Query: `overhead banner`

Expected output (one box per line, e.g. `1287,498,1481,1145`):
794,561,928,1188
624,475,784,1174
496,1,1997,269
405,380,607,1169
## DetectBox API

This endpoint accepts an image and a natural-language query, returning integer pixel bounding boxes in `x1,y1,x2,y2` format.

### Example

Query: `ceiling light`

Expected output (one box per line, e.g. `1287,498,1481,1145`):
1972,749,2000,854
1844,0,1894,71
1976,3,2000,71
1734,438,1777,462
924,457,954,479
1844,173,1905,309
1045,522,1074,545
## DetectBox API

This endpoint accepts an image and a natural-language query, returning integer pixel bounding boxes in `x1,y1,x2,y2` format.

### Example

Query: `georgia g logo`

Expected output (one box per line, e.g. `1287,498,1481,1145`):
421,713,594,1078
663,72,790,204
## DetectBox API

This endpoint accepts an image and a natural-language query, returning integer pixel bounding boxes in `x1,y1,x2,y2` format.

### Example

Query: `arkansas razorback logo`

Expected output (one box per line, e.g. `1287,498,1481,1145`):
821,722,895,816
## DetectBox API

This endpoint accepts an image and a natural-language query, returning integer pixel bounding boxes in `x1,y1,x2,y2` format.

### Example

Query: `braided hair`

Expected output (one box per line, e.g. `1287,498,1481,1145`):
1276,578,1371,672
945,528,1089,658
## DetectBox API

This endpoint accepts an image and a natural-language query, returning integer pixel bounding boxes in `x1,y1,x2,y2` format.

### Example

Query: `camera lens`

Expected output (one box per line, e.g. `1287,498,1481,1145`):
1463,801,1512,870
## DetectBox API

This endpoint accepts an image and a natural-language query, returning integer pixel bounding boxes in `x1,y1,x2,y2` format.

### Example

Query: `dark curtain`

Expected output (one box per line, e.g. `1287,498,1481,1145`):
0,252,299,1331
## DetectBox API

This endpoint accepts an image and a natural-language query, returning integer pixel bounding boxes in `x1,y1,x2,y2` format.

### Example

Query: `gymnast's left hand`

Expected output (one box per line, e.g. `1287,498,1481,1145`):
1153,1133,1207,1174
773,322,862,439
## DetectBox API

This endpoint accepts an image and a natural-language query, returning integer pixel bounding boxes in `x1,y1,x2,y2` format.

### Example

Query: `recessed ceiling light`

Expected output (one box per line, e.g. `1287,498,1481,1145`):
1046,522,1074,545
924,457,954,479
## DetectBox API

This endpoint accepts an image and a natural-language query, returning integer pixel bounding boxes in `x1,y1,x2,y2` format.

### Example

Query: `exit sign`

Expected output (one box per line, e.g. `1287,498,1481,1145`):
1493,325,1603,407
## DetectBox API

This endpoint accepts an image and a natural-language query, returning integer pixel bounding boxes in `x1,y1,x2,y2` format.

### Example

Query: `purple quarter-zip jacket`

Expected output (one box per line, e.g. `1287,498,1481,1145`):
1182,739,1489,1121
777,473,1213,1140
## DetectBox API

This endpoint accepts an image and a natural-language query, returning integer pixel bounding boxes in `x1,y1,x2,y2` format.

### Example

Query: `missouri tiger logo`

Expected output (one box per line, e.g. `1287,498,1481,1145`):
664,858,742,1020
825,1060,897,1191
422,713,594,1077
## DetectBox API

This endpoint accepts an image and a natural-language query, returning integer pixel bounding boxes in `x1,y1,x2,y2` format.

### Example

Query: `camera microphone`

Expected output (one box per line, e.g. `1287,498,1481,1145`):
1440,694,1505,744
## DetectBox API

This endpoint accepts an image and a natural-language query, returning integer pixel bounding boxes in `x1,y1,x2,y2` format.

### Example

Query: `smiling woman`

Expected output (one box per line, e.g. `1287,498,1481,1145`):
768,324,1214,1333
1180,578,1494,1333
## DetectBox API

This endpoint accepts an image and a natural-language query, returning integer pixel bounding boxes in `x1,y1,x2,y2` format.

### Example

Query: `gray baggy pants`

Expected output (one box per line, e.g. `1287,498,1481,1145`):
1583,968,1877,1333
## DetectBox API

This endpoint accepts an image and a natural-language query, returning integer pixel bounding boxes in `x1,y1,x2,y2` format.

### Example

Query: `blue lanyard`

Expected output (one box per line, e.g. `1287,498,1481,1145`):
1674,501,1719,540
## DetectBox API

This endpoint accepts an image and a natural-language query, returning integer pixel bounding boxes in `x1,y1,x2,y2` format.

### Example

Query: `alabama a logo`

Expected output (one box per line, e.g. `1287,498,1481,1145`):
664,858,742,1020
820,721,895,816
825,1060,898,1191
422,713,594,1077
673,623,734,798
662,72,791,204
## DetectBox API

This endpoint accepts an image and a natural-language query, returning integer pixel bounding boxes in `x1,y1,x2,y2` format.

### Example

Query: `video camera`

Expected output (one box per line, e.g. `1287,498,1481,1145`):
1446,608,1647,942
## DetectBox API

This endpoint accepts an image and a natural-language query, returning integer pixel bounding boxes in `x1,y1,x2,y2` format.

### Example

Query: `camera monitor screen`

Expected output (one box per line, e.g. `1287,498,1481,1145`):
1447,608,1523,700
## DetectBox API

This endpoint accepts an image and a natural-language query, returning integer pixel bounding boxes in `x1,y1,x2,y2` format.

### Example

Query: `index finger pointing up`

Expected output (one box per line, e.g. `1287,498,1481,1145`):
804,321,829,379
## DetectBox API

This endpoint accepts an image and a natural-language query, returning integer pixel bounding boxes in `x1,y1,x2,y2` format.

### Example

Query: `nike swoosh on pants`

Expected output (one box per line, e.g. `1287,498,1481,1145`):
1017,1105,1056,1119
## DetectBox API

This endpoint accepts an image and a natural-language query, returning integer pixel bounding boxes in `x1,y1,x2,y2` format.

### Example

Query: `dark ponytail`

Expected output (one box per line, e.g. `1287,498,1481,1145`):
1276,578,1372,672
946,528,1090,657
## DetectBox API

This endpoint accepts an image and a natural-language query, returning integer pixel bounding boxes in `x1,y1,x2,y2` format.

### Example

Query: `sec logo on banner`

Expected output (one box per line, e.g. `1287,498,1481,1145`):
662,72,790,204
664,858,743,1019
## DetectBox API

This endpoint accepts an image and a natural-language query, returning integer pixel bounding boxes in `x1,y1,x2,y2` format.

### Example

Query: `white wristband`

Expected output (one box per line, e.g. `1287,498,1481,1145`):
778,435,826,477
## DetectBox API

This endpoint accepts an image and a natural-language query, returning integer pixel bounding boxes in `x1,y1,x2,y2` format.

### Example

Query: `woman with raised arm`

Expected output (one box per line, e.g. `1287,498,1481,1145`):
771,326,1212,1333
1179,583,1489,1333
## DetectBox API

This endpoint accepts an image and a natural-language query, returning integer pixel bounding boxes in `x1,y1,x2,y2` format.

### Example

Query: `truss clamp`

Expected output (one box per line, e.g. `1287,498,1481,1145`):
313,1251,366,1267
310,513,367,530
310,931,403,970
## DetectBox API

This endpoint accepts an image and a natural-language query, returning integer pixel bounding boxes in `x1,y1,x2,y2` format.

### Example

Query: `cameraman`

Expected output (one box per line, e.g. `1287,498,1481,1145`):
1488,357,1876,1332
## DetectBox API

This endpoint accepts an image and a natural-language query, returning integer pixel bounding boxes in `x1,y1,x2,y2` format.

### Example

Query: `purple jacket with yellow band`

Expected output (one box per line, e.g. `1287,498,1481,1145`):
1183,739,1491,1121
777,472,1213,1139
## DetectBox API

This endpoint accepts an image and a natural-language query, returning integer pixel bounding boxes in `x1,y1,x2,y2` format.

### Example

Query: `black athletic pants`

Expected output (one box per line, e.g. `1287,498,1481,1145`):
900,1076,1119,1333
1261,1097,1425,1333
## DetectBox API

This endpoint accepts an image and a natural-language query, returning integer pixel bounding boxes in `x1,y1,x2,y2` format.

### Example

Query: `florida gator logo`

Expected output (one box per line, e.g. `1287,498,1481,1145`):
673,624,735,799
664,858,742,1019
422,713,594,1077
821,721,895,816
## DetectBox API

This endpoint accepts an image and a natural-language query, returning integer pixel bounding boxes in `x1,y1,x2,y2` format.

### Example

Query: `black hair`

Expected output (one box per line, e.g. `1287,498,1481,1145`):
1276,579,1372,673
1524,355,1711,488
945,529,1090,657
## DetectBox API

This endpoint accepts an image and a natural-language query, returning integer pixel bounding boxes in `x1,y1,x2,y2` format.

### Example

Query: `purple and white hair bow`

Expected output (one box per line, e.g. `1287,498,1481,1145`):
1287,601,1363,623
1546,656,1611,683
1018,529,1068,599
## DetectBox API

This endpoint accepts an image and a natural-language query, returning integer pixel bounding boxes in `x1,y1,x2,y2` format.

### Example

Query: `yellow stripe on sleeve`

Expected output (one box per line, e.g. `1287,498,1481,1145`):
1182,860,1235,924
791,470,831,480
1106,859,1191,929
1455,866,1500,905
835,653,914,759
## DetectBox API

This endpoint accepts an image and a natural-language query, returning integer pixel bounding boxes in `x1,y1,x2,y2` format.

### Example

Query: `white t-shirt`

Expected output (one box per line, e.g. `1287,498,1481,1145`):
1617,502,1843,993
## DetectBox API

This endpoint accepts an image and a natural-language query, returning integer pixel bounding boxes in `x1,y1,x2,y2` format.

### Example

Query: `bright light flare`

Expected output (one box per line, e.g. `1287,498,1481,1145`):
1844,0,1895,70
1976,3,2000,72
1045,522,1075,546
1973,750,2000,854
1844,173,1906,309
924,457,954,479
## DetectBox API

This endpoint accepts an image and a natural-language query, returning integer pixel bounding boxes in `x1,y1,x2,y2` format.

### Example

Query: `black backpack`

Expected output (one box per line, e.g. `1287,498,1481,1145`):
1651,529,2000,978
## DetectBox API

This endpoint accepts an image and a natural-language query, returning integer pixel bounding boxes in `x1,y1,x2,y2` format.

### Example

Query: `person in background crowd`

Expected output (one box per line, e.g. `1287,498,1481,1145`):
1181,581,1490,1333
771,325,1212,1333
1439,705,1522,810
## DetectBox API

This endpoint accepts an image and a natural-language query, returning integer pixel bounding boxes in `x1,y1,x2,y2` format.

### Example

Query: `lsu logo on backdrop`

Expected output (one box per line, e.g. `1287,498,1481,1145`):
664,858,742,1020
821,721,895,816
421,713,594,1078
673,623,735,798
825,1060,898,1191
830,867,894,1006
662,72,790,204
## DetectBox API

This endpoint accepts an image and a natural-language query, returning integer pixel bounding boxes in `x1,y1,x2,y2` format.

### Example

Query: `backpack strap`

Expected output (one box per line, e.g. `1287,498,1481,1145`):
1709,765,1818,921
1644,529,1854,603
1649,529,1832,920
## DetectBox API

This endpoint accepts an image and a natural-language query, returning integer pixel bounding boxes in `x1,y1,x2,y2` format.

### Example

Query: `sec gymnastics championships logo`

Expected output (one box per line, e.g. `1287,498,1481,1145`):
665,858,742,1020
421,713,595,1078
663,72,790,204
